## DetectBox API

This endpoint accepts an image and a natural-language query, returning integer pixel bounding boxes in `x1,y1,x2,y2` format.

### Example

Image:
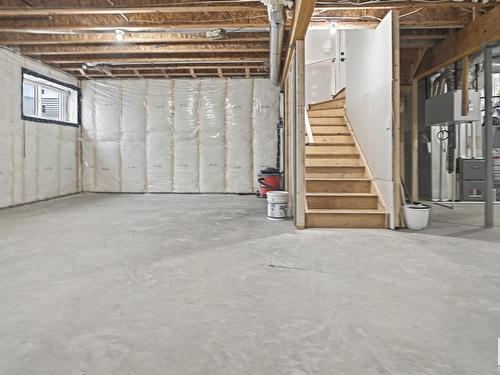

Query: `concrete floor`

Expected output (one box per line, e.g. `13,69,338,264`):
0,194,499,375
407,202,500,243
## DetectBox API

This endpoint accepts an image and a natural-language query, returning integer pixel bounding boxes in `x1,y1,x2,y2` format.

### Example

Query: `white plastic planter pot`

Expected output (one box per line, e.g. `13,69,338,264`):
403,204,431,230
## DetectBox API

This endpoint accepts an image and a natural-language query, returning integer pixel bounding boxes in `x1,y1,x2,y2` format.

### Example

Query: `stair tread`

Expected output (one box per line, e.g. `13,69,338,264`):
309,143,355,146
306,209,386,214
306,192,377,197
306,177,371,181
307,143,354,146
306,166,365,168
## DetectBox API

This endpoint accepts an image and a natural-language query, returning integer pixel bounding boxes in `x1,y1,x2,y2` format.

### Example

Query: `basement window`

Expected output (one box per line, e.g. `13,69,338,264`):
21,68,80,127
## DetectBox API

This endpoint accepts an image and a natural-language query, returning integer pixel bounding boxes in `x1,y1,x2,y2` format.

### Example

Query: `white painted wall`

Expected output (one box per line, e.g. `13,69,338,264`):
0,47,79,208
82,78,279,193
345,13,395,227
305,28,336,106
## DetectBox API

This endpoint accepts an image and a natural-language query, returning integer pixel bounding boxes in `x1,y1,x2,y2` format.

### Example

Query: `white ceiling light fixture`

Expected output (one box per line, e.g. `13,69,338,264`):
329,22,337,34
115,29,125,42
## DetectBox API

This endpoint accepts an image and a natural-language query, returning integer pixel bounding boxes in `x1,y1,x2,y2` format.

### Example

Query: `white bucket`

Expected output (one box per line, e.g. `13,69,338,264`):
267,191,289,220
403,203,431,230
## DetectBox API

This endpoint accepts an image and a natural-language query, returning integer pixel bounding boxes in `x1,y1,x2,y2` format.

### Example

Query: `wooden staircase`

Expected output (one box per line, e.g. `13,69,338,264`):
305,90,388,228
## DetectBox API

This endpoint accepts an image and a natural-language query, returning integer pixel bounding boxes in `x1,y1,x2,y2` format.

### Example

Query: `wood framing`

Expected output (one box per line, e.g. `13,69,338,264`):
280,0,317,87
295,40,306,229
461,56,470,116
411,79,419,202
0,1,274,80
0,5,260,16
392,11,402,228
415,6,500,79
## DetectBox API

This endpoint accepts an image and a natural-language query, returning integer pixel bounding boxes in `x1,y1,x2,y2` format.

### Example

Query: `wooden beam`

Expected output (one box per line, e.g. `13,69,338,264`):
77,72,265,79
245,67,250,78
217,68,224,78
461,56,470,116
400,34,448,41
0,32,270,46
415,6,500,80
21,44,269,56
0,23,269,33
280,0,317,87
392,11,402,228
42,56,269,64
189,68,197,78
62,64,265,71
0,5,263,17
411,79,419,203
315,2,494,10
408,47,427,82
295,40,306,229
400,40,436,49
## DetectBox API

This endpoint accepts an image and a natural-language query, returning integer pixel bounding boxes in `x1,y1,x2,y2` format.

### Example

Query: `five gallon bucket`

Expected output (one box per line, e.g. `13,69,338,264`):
267,191,289,220
403,203,431,230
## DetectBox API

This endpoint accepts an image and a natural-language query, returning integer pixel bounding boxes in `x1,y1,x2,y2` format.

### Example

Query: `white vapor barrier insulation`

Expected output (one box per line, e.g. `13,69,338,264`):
0,47,79,208
82,78,279,193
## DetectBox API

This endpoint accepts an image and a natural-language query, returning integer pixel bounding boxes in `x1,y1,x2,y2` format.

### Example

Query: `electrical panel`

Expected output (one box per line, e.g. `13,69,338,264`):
425,90,481,126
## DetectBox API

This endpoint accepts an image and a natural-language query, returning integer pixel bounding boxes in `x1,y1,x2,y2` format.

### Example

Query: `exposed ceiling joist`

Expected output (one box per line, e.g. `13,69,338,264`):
43,56,269,64
415,6,500,80
63,64,266,72
0,5,263,17
0,32,270,46
20,44,269,56
314,2,493,10
0,23,269,33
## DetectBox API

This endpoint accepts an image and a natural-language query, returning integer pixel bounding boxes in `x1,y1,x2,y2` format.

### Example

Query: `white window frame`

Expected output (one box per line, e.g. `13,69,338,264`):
21,68,80,127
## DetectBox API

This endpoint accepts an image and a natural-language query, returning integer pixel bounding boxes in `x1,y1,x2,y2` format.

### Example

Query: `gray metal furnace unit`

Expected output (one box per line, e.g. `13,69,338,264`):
457,158,485,201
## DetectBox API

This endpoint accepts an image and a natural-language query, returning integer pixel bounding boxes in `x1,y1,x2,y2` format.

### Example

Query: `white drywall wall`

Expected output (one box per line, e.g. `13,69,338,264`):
0,47,79,208
345,12,395,227
82,78,279,194
305,28,336,106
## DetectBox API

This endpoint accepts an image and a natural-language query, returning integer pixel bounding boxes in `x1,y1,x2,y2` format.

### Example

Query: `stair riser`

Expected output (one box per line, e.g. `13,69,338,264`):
310,135,353,144
306,146,357,155
306,166,366,178
306,213,387,228
309,100,345,111
307,196,378,209
306,180,371,193
310,118,346,126
308,108,344,118
306,158,360,166
311,127,349,135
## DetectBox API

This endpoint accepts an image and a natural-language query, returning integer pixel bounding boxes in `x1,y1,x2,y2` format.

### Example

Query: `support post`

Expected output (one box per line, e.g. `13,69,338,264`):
392,11,401,228
461,56,470,116
295,40,306,228
483,46,494,228
411,79,419,202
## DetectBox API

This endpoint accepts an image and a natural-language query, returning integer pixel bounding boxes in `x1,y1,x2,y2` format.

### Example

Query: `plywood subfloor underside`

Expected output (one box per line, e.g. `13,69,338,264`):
0,194,499,374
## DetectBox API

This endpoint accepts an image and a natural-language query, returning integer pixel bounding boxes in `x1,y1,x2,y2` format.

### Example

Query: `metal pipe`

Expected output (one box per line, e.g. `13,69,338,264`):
483,45,494,227
267,3,286,85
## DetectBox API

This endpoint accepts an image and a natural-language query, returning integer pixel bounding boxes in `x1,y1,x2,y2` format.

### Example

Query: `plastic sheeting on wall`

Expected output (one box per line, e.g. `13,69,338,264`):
0,47,79,208
146,79,174,192
173,80,200,192
82,78,279,194
199,80,226,192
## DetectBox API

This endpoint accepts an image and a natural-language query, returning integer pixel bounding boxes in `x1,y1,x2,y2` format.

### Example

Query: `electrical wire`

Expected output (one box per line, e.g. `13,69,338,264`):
399,7,423,18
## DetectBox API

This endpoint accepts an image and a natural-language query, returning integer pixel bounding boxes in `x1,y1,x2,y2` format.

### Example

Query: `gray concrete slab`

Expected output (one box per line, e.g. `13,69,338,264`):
0,193,499,375
403,202,500,243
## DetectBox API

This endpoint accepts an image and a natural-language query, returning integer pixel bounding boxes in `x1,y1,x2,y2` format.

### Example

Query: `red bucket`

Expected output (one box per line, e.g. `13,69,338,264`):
257,174,281,198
